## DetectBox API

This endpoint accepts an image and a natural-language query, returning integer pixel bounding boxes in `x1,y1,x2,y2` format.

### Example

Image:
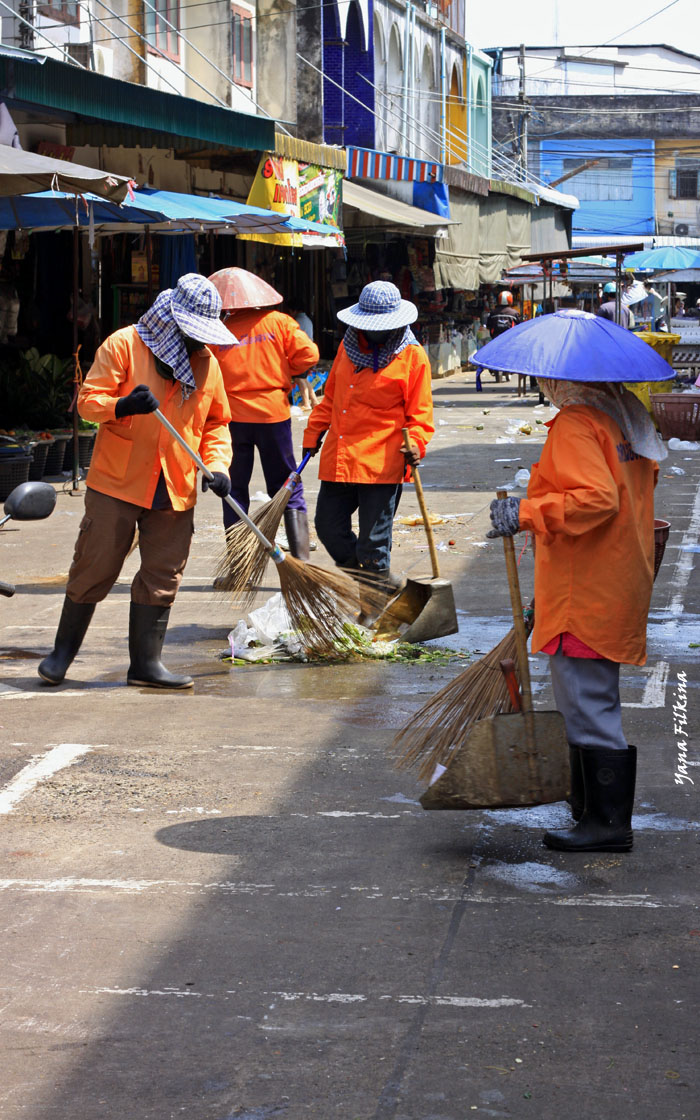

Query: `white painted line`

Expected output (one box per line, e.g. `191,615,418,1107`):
0,878,681,908
78,986,528,1009
0,743,96,815
667,475,700,616
623,659,670,708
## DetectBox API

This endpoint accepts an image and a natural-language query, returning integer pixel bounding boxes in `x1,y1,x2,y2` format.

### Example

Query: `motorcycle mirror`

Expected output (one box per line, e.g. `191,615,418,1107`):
2,481,57,523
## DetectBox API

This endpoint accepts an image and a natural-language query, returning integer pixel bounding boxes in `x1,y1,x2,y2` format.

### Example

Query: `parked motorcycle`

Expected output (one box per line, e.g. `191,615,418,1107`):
0,481,57,597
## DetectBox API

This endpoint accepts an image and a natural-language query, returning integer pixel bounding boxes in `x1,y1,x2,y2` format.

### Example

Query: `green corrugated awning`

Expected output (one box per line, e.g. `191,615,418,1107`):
0,53,275,154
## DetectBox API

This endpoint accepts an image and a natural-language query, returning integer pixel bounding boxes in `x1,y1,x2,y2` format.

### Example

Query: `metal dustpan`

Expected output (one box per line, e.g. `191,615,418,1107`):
420,495,569,810
375,429,458,644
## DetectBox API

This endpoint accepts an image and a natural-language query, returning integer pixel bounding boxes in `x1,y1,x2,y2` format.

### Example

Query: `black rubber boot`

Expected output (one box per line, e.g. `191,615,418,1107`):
544,746,636,853
567,745,584,822
127,603,193,689
38,597,96,685
283,508,310,561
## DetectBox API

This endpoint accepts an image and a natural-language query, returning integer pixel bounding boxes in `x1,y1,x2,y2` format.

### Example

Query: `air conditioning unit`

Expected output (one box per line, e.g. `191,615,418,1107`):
93,46,113,77
675,222,691,236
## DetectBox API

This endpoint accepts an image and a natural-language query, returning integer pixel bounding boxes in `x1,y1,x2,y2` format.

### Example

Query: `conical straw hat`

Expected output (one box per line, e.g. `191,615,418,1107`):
207,267,283,310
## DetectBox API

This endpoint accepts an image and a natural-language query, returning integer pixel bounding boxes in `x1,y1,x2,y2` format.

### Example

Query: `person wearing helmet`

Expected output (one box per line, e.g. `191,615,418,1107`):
207,267,319,561
596,282,630,329
301,281,434,617
486,291,521,339
38,274,234,690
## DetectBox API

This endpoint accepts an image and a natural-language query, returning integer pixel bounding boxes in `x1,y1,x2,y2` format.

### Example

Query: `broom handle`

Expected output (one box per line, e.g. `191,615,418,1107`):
402,428,440,579
496,489,535,751
285,450,312,491
153,409,283,562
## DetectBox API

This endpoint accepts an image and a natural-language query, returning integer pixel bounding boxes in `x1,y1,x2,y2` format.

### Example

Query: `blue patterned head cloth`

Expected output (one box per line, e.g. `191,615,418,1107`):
136,273,235,400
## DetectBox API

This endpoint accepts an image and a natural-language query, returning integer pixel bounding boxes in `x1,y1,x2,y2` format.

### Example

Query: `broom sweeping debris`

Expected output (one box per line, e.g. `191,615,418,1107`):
213,452,312,606
391,607,534,783
154,410,380,656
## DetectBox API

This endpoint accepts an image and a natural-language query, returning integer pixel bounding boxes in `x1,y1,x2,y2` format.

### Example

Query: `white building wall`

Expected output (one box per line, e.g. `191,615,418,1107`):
374,0,465,161
495,44,700,98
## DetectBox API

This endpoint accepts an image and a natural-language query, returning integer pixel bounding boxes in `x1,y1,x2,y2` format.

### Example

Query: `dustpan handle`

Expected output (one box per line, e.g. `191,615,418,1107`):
402,428,440,579
153,408,282,561
497,488,535,750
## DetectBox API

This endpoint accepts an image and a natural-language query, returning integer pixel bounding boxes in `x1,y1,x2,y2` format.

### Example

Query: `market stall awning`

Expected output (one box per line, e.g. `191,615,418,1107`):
0,146,131,202
434,189,531,290
342,180,451,231
0,190,167,231
134,188,343,240
0,49,275,156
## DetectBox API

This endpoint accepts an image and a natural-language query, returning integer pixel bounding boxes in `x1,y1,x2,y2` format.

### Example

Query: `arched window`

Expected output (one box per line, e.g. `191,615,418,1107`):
386,22,403,153
374,13,387,151
419,45,439,160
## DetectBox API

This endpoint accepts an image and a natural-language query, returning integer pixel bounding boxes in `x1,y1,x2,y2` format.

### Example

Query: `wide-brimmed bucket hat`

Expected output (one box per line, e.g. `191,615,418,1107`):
208,266,283,311
169,273,235,346
337,281,417,330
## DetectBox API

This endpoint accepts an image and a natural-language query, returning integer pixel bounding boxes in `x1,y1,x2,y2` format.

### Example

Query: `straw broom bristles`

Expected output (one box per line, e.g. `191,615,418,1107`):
274,558,387,657
213,492,290,606
391,626,520,783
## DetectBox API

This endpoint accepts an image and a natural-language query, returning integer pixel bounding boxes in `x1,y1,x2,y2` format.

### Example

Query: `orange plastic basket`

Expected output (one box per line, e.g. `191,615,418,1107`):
651,393,700,440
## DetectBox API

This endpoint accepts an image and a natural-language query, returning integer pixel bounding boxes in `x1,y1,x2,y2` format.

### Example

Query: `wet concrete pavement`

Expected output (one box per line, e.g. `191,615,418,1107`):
1,373,699,1119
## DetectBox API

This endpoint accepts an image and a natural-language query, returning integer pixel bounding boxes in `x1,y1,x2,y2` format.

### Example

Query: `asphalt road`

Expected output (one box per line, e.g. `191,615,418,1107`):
1,375,698,1120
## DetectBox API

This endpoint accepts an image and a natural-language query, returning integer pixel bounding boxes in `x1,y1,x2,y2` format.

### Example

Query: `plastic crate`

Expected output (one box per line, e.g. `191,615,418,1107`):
650,393,700,440
28,438,53,481
0,454,32,501
43,435,70,476
654,519,670,582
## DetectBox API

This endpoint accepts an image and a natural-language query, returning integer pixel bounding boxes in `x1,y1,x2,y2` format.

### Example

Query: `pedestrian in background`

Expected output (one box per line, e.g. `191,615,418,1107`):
38,274,234,690
286,300,319,411
208,267,319,560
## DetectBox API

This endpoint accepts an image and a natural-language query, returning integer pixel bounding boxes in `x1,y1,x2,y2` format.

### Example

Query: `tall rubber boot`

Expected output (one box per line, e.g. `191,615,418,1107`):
567,745,584,822
283,508,310,562
38,597,96,685
543,745,636,853
127,603,193,689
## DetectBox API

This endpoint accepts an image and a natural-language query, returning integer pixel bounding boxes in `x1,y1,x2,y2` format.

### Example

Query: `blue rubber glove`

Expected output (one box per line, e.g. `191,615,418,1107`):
115,384,159,418
202,472,231,498
487,496,521,538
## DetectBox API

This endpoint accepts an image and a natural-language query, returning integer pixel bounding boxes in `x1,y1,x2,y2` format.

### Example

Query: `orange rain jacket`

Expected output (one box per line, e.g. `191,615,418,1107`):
211,309,319,424
302,340,434,484
78,327,232,512
519,405,657,665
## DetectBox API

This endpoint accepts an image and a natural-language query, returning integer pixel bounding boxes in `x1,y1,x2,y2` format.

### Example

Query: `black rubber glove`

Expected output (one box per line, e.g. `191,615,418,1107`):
486,496,522,538
115,384,160,418
202,471,231,498
302,434,324,458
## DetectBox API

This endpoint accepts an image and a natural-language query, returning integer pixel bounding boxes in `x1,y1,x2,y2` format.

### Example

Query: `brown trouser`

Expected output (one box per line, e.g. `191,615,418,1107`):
66,488,195,607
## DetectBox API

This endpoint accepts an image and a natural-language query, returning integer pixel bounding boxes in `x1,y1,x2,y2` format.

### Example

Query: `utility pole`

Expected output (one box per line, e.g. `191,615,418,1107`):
518,43,529,178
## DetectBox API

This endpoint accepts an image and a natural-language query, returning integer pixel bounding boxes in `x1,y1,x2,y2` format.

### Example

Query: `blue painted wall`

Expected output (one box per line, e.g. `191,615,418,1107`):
539,138,655,237
323,0,375,149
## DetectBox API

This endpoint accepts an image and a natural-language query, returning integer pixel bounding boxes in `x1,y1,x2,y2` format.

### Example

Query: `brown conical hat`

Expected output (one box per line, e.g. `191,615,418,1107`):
207,267,283,311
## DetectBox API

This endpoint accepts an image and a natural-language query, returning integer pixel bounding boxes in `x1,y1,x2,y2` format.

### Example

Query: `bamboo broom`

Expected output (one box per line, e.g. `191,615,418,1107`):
213,452,312,606
391,603,534,784
154,411,380,656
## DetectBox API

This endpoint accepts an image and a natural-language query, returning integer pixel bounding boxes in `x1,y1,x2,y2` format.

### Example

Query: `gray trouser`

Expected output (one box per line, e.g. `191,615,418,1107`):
549,647,628,751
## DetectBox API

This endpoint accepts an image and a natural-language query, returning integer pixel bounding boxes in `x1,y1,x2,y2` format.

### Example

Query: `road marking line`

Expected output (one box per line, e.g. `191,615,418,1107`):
0,878,680,907
0,743,96,815
623,659,670,708
76,986,528,1009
